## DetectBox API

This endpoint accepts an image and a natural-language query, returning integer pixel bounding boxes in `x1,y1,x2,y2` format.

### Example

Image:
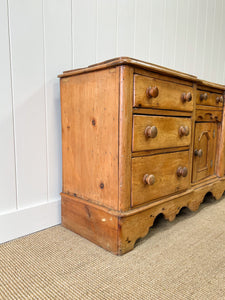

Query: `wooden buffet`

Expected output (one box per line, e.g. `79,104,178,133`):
59,57,225,255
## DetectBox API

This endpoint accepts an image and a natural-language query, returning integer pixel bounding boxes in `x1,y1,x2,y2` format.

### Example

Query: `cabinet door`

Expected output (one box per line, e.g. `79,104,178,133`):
192,123,217,182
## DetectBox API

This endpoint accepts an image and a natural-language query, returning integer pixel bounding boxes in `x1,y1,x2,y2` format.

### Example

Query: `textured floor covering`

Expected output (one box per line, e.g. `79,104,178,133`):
1,194,225,300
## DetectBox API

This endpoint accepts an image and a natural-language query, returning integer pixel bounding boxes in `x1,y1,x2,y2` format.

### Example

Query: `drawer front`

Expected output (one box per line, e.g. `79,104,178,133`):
132,151,189,207
196,90,223,107
132,115,191,152
134,74,194,111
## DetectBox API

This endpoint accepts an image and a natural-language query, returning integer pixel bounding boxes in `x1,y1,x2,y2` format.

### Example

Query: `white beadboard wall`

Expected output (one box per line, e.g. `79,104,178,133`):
1,0,225,243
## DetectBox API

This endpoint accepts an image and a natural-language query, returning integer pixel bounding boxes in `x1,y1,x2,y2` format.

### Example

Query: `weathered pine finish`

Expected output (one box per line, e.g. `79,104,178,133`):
132,151,190,206
192,122,217,182
59,57,225,255
195,109,222,122
132,115,191,151
60,68,120,210
134,74,194,111
118,66,133,211
196,90,223,107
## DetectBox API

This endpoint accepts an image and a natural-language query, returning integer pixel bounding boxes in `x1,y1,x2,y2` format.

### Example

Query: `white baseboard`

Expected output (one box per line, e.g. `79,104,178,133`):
0,199,61,244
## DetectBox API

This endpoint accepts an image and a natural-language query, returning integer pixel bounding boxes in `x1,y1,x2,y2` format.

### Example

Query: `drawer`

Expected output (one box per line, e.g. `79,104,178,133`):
195,109,222,122
132,151,189,207
132,115,191,152
133,74,194,111
196,90,223,107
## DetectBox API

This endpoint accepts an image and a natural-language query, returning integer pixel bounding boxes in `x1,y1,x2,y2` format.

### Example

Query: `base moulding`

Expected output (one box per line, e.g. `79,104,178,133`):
61,177,225,255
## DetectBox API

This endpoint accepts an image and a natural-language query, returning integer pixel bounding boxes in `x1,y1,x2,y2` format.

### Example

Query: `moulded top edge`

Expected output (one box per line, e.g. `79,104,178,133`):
58,56,199,82
197,79,225,91
58,57,225,91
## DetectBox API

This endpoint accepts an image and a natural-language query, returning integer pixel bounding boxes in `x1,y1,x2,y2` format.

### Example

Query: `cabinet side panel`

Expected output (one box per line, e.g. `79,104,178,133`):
60,68,119,209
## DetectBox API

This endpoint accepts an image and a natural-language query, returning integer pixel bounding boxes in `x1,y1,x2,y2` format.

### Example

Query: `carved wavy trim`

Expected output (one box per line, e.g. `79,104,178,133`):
196,111,222,122
121,180,225,254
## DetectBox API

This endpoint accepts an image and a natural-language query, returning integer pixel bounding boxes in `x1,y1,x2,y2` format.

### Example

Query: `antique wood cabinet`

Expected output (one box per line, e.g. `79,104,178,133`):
59,57,225,255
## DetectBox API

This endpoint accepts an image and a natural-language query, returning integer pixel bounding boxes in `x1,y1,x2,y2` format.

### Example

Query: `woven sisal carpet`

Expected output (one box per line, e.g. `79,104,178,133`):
1,194,225,299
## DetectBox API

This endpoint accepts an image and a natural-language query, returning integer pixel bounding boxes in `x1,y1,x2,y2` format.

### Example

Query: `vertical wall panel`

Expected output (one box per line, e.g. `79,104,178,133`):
96,0,117,62
162,0,177,69
73,0,97,68
213,0,224,84
193,0,208,78
117,0,135,57
220,0,225,84
174,0,189,73
149,0,165,65
134,0,150,61
202,0,215,81
0,0,17,213
43,0,72,202
8,0,47,208
184,0,198,76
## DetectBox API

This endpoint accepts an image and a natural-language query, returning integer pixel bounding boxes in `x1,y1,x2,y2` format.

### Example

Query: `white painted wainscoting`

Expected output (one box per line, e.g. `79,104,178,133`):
1,0,225,243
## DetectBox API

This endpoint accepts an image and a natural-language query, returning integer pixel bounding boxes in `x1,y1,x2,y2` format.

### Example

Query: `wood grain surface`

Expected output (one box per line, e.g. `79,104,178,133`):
118,66,133,210
195,109,222,122
132,115,191,151
60,67,120,209
192,122,217,182
132,151,190,206
134,74,194,111
196,90,223,107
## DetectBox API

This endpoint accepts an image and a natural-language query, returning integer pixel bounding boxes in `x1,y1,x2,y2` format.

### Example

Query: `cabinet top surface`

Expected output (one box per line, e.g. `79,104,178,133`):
58,56,225,91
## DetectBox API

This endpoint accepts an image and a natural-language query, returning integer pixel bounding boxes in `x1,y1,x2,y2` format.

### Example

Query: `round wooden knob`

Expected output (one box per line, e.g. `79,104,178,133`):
181,92,192,103
177,167,188,177
178,126,189,137
194,149,203,157
216,96,223,104
200,93,208,101
144,126,158,138
143,174,155,185
146,86,159,98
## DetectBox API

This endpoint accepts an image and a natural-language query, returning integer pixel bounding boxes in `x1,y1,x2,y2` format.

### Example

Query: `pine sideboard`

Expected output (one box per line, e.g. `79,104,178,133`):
59,57,225,255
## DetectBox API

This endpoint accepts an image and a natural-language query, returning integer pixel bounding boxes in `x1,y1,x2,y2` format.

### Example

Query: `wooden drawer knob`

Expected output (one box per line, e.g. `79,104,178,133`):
144,126,158,138
178,126,189,137
194,149,203,157
176,167,188,177
146,86,159,98
143,174,155,185
216,96,223,104
200,93,208,101
181,92,192,103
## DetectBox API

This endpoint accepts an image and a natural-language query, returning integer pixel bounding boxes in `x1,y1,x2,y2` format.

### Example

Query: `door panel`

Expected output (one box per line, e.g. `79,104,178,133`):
192,123,217,182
